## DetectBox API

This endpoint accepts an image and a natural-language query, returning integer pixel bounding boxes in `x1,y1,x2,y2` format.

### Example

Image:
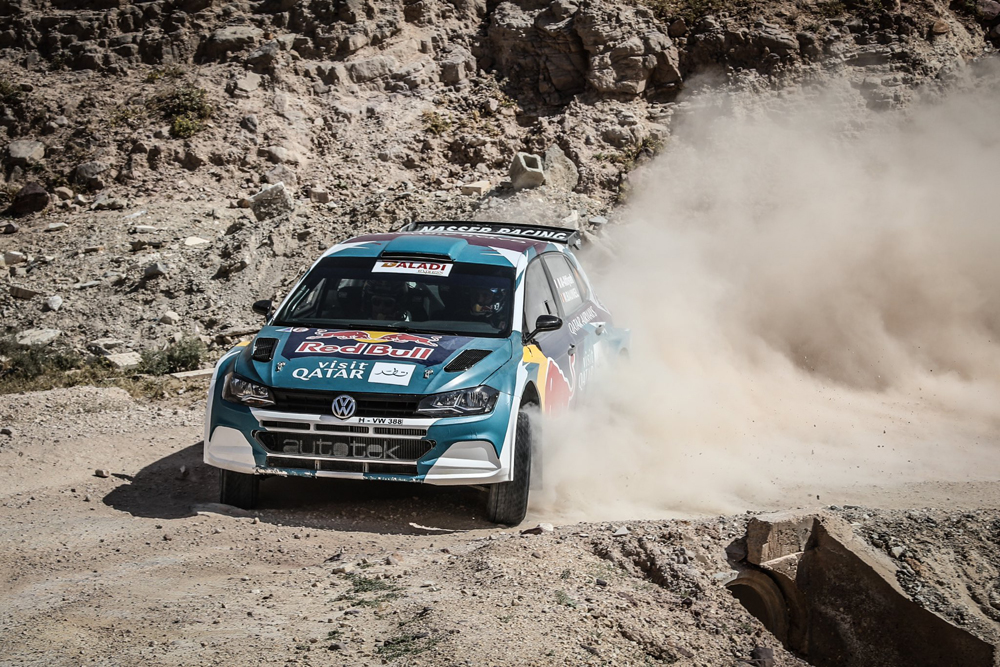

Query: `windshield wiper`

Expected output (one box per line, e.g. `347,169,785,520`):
384,323,455,336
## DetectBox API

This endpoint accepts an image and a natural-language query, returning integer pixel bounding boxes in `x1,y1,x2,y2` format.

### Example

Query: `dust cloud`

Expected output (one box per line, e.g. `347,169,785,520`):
531,69,1000,522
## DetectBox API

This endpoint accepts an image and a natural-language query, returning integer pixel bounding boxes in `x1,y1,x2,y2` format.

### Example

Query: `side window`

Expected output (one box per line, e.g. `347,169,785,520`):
567,257,590,302
542,254,584,314
524,260,556,330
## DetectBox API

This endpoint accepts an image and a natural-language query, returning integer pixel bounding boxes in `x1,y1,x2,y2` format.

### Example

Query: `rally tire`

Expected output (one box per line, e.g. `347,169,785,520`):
220,469,259,510
486,410,532,525
527,406,543,491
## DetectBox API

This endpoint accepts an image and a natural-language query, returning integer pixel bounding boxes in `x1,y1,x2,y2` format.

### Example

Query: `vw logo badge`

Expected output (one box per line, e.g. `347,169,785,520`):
331,394,356,420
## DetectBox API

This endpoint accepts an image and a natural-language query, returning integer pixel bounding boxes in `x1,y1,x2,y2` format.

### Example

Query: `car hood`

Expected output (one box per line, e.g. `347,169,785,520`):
235,325,513,395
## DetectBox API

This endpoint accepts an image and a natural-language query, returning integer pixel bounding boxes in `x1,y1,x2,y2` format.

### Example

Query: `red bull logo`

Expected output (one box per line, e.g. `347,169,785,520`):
306,330,441,347
294,341,434,360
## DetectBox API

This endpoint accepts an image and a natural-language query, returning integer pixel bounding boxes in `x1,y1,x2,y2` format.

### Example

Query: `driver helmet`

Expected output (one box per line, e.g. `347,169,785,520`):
469,286,504,317
363,280,410,320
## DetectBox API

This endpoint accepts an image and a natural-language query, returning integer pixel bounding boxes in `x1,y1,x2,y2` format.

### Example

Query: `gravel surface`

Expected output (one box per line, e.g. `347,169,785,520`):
1,387,998,665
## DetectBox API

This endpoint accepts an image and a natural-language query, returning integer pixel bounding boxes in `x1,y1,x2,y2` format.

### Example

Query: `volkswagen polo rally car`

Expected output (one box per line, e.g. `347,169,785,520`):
204,221,629,524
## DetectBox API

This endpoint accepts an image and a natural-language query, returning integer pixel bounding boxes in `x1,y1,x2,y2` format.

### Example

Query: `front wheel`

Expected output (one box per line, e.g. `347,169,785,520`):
220,469,259,509
486,410,532,525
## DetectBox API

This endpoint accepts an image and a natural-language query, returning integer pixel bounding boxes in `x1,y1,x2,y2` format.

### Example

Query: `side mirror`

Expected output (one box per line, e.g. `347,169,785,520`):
526,314,562,344
251,299,272,318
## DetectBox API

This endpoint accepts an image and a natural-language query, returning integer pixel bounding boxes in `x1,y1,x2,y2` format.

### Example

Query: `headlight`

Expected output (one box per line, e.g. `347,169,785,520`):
416,386,500,417
221,372,275,407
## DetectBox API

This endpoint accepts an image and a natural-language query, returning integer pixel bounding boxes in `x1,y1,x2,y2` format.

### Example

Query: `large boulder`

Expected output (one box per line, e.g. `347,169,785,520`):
346,56,397,83
200,26,263,60
16,328,61,346
226,72,261,98
487,0,681,105
258,145,301,165
74,160,109,189
439,46,475,85
7,139,45,166
542,145,579,191
976,0,1000,19
264,164,297,185
10,181,50,215
245,41,280,72
488,1,587,106
575,6,681,95
251,182,294,221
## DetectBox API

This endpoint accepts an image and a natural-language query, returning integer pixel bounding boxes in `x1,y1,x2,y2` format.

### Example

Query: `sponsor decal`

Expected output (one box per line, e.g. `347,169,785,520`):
373,260,453,276
416,223,573,241
274,434,402,459
306,330,441,347
291,360,368,381
576,344,598,393
567,306,598,335
369,362,415,386
544,356,574,412
521,344,575,414
294,341,433,360
280,328,472,366
553,273,581,304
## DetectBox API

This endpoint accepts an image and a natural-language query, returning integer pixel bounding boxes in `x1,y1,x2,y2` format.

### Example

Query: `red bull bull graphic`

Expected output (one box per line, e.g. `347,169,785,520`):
277,328,468,366
302,330,441,347
294,341,434,360
521,344,576,414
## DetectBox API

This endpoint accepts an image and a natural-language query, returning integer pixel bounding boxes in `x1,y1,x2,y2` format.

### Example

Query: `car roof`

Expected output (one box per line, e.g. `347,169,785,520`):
320,231,563,268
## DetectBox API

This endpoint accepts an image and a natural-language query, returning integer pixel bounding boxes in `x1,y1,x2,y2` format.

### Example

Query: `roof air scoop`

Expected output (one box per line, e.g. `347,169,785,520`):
380,235,468,261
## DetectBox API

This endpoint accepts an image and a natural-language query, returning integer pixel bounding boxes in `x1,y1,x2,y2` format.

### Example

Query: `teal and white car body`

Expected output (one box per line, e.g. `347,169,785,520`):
203,221,629,522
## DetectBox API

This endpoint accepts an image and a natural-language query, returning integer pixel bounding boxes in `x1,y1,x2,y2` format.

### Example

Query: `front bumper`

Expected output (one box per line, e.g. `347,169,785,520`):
204,381,515,486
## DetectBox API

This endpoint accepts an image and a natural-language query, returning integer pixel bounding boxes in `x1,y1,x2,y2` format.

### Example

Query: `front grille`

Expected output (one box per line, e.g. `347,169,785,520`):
266,456,417,476
270,389,421,418
315,424,369,434
255,430,434,461
260,420,310,430
373,426,427,437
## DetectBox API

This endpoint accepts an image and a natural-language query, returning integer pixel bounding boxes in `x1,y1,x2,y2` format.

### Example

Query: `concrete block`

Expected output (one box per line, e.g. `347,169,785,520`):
106,352,142,370
509,152,545,189
460,180,490,196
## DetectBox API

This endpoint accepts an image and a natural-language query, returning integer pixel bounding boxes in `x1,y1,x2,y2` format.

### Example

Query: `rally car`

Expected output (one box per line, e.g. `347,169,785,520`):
204,221,629,524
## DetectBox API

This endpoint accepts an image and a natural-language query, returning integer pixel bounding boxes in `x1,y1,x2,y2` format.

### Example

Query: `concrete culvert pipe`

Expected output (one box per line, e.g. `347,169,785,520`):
727,512,996,667
726,569,790,645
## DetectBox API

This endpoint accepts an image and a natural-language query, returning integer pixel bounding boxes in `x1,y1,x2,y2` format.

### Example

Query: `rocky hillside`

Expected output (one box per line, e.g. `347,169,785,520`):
0,0,996,360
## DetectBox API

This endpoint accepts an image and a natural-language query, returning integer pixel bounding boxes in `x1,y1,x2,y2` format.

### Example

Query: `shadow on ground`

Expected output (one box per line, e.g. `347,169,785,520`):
104,441,495,534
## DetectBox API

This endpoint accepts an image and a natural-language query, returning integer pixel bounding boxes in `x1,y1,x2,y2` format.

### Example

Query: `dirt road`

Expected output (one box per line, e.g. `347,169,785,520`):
1,386,998,666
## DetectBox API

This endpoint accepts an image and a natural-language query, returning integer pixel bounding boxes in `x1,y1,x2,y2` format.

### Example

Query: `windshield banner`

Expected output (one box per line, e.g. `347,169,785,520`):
372,260,453,277
277,328,472,366
409,222,576,243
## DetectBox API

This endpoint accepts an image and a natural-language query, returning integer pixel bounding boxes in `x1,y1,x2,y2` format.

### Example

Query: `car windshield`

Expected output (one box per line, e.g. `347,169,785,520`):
273,256,516,337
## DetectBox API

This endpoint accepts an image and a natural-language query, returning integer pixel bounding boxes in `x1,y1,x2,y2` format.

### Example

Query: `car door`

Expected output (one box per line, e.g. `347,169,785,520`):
541,252,599,399
522,256,575,412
